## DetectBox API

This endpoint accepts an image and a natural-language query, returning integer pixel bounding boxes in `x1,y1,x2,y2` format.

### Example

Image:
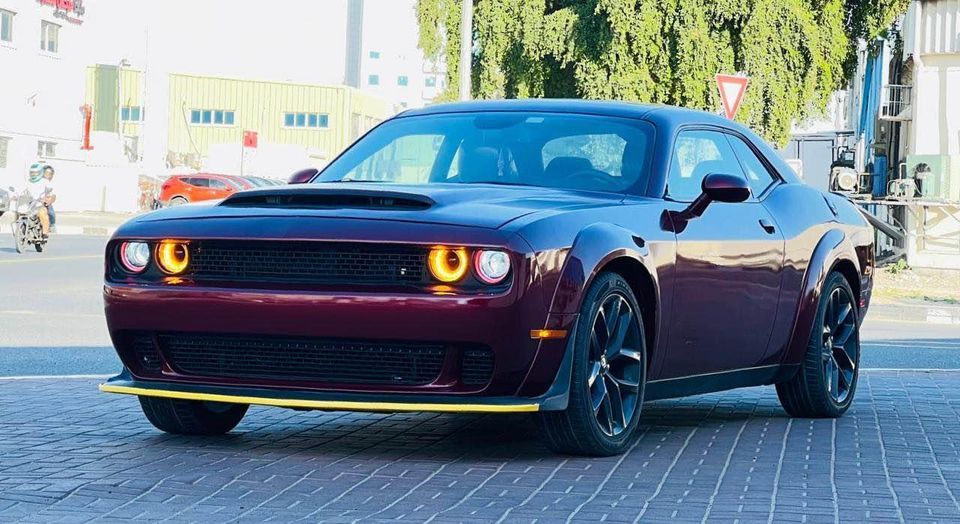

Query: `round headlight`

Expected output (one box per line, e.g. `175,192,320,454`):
428,247,468,283
475,249,511,284
156,241,190,275
119,241,150,272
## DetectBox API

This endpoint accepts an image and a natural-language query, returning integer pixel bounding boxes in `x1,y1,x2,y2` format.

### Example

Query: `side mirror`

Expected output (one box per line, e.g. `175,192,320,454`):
288,168,319,185
671,173,751,223
702,173,751,204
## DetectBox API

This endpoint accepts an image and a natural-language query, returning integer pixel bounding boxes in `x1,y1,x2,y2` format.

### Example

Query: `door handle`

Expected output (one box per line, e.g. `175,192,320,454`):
759,219,776,234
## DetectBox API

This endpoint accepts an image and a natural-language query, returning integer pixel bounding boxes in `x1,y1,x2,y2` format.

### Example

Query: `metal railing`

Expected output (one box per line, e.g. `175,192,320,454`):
880,84,912,120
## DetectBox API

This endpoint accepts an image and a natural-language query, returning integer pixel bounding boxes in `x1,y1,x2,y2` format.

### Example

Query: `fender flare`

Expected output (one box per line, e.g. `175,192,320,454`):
527,223,661,408
548,222,660,317
782,228,861,366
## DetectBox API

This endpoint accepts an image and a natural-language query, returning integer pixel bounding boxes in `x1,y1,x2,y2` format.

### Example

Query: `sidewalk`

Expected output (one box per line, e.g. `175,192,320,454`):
0,211,134,237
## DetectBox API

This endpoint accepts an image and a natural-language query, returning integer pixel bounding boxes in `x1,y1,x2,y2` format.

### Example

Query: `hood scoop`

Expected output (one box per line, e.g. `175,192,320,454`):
220,188,434,211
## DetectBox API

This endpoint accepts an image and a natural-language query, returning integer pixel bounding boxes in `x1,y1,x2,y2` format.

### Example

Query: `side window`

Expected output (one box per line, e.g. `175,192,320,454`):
727,135,777,197
208,178,228,190
189,178,210,188
667,130,745,201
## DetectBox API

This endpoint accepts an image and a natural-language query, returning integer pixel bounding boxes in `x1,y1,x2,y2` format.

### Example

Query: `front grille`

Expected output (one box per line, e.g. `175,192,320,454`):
461,349,494,386
160,333,446,386
189,240,427,285
131,334,162,372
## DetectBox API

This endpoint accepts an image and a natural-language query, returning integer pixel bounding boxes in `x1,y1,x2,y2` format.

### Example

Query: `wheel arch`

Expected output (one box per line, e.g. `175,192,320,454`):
782,228,861,366
547,222,661,367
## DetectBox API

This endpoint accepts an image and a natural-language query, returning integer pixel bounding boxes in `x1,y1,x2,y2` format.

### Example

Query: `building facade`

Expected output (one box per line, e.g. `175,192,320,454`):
0,0,89,191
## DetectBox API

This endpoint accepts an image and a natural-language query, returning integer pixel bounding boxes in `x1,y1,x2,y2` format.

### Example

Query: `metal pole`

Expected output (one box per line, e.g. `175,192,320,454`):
458,0,472,101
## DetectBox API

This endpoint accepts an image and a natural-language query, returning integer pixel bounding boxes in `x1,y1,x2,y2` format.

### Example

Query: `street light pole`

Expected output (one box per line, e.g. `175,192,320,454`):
458,0,472,101
117,58,130,151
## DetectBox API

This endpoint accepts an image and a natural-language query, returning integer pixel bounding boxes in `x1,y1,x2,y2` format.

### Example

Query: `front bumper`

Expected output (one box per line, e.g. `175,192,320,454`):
100,369,546,413
103,281,577,403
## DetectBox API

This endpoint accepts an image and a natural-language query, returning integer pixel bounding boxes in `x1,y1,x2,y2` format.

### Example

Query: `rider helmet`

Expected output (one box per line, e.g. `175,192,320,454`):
28,163,45,183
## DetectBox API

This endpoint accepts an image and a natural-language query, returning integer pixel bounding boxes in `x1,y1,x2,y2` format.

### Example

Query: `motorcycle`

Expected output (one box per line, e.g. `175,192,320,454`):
11,188,48,254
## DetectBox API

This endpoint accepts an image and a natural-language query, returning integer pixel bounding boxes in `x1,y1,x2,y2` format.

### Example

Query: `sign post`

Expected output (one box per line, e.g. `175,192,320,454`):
715,74,749,120
241,130,258,176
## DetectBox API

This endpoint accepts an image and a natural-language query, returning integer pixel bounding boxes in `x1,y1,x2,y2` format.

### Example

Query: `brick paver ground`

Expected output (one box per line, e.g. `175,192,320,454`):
1,371,959,523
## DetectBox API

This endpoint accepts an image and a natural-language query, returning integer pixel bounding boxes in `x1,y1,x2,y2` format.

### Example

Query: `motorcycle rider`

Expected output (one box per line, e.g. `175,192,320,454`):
42,165,57,233
25,163,53,238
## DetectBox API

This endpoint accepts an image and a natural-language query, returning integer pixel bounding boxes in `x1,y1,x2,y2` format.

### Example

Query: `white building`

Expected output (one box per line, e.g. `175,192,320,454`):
358,0,446,110
0,0,90,199
897,0,960,269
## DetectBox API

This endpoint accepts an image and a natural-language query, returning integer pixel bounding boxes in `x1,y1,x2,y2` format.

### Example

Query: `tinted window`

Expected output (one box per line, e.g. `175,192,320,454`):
188,177,209,188
668,130,745,201
728,135,777,197
208,178,228,190
316,113,653,193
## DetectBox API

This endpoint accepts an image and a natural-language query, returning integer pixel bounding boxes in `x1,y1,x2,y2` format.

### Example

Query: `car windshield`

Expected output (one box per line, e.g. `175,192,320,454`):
314,112,654,193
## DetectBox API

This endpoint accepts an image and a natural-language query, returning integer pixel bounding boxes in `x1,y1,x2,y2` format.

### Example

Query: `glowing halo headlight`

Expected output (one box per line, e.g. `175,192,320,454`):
474,249,511,284
156,241,190,275
428,247,468,283
119,241,150,273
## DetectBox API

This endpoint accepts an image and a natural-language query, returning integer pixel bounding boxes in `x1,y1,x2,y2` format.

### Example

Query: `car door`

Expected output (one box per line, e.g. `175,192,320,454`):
207,177,235,199
659,129,785,379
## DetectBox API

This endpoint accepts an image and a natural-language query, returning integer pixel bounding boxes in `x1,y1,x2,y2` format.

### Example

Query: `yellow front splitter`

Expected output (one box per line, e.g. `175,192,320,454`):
99,384,540,413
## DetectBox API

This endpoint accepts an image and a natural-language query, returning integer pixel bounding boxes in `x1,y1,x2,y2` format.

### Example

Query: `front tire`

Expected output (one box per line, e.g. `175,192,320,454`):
538,273,647,456
777,272,860,418
138,396,248,435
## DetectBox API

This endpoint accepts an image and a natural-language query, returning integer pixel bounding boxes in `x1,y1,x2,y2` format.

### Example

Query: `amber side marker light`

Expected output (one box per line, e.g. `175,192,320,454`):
156,241,190,274
428,247,469,283
531,329,568,340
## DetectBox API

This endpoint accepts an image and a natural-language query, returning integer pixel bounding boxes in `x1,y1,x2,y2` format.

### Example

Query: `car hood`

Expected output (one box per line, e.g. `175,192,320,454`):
135,183,627,230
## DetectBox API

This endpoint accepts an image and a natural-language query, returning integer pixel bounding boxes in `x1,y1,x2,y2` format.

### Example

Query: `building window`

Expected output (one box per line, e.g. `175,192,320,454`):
369,50,380,59
189,109,235,126
283,112,330,129
0,137,9,168
37,140,56,158
0,9,13,43
121,106,143,122
425,77,436,88
397,75,409,87
40,21,59,53
368,74,379,86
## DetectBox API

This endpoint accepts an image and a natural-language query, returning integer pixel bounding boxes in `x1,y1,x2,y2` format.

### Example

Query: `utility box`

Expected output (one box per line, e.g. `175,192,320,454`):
905,155,959,201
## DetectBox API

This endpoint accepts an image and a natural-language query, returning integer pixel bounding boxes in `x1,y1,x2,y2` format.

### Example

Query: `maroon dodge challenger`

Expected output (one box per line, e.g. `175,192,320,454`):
101,100,873,456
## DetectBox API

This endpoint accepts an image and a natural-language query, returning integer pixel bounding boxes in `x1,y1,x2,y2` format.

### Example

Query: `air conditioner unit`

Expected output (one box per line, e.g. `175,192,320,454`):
904,154,958,201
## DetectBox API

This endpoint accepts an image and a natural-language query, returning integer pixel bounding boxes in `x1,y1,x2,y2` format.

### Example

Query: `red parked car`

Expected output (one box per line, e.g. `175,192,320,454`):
158,174,251,206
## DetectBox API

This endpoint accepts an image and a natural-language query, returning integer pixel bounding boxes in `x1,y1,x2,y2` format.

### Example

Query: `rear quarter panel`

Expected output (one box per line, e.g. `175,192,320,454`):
760,183,872,367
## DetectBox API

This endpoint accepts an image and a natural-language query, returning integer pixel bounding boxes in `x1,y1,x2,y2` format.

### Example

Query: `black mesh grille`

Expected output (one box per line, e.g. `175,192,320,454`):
159,333,446,386
461,349,494,386
189,241,427,285
131,335,162,372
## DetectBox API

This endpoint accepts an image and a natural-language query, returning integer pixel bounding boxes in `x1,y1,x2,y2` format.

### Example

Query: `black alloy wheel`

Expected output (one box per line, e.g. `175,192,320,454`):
539,272,647,456
587,292,644,437
777,271,861,418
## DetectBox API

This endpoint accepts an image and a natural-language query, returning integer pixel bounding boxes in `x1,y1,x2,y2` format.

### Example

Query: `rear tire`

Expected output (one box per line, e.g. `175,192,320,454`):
138,396,248,435
34,242,43,253
776,272,860,418
169,196,188,206
538,273,647,456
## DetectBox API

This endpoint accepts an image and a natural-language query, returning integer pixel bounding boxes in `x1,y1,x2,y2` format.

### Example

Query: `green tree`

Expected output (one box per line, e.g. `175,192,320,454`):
416,0,908,145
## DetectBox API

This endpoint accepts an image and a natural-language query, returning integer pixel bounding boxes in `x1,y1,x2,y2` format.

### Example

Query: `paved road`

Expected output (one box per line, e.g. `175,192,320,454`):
1,236,958,377
3,236,960,522
2,372,959,522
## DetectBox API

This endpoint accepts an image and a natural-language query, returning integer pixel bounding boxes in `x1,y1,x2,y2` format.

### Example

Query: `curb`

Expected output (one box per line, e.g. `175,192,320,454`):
869,302,960,325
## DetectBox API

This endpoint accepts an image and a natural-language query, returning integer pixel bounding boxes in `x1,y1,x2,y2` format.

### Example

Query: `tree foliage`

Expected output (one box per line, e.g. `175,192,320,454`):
416,0,908,145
